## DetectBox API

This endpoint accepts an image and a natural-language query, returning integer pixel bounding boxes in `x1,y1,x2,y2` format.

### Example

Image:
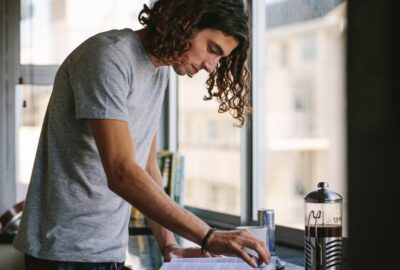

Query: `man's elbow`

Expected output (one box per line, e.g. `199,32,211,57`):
107,177,123,194
105,160,139,193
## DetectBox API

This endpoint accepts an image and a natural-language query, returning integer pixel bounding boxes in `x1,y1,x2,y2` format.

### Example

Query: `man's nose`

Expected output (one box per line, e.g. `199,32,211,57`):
203,57,219,73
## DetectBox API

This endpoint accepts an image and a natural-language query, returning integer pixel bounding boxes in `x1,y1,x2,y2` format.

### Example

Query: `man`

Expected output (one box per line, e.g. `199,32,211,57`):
13,0,270,269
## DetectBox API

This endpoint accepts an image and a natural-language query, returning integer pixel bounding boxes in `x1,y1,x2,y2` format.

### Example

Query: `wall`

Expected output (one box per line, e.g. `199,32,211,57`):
347,0,400,268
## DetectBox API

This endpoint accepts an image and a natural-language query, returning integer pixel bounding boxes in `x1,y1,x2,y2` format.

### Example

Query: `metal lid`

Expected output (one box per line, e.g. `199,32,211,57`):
304,181,343,203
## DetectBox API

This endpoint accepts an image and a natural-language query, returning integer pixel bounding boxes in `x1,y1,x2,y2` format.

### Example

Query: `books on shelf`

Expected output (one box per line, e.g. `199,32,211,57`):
131,150,185,220
157,150,185,206
173,153,185,205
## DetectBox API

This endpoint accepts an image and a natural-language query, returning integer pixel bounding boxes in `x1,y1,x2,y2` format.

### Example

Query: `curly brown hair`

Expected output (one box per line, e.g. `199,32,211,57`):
139,0,251,127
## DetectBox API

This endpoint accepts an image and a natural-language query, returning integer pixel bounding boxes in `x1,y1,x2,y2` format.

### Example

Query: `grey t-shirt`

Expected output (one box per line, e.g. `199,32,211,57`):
13,28,169,262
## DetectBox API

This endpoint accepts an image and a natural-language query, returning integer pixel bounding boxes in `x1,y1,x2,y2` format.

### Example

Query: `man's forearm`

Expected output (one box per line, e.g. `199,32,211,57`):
108,161,209,245
146,163,178,254
146,217,177,255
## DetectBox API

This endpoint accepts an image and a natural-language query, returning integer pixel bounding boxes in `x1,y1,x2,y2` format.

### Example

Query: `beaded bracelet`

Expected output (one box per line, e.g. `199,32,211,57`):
200,227,217,254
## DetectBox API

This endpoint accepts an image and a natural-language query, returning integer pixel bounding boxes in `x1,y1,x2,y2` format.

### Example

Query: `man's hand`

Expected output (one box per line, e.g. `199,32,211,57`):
205,229,270,268
162,244,213,262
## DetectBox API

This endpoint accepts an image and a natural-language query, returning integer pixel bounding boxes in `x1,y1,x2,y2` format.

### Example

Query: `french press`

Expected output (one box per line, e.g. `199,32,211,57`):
304,182,343,270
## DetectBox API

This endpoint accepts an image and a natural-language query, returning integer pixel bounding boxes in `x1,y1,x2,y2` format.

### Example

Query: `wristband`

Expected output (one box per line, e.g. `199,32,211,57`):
201,227,217,254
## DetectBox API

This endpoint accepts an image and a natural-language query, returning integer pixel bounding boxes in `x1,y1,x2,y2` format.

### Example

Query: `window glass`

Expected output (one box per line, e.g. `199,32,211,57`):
16,85,52,202
259,0,347,234
21,0,150,65
178,71,241,215
17,0,150,201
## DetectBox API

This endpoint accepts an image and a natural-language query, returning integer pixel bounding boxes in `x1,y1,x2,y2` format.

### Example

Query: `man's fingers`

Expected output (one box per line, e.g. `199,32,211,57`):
210,253,222,258
251,239,270,263
239,237,270,265
259,240,271,263
206,230,270,267
232,244,258,268
203,251,212,258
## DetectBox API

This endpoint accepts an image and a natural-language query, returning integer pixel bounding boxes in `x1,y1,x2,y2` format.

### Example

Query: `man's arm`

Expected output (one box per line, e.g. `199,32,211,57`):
88,119,269,267
144,134,178,255
89,119,209,245
144,135,212,260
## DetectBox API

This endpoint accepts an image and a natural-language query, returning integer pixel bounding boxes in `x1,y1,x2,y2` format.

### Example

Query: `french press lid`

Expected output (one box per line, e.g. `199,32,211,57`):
304,182,342,203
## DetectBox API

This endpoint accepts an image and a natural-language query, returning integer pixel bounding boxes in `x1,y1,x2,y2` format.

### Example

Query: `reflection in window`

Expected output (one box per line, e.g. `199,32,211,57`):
178,71,241,215
302,33,317,61
261,0,347,233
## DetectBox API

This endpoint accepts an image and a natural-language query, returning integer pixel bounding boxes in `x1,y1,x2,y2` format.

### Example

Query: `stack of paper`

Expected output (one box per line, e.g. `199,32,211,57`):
159,256,285,270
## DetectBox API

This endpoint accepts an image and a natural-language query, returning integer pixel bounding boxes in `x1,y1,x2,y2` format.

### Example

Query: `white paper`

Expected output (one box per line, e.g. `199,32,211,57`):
171,257,246,263
160,256,276,270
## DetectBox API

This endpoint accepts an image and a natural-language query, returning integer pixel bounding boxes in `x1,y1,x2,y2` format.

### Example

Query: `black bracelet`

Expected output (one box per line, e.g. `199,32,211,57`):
201,227,217,254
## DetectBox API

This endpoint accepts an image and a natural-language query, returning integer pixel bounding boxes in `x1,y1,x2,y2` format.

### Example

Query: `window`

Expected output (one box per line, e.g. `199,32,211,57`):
254,0,348,235
21,0,148,65
178,71,242,215
302,33,317,61
175,1,348,241
4,0,349,247
16,84,52,201
16,0,150,202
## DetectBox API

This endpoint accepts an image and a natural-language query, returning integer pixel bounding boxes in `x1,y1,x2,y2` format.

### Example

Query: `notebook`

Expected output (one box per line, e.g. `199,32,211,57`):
159,256,286,270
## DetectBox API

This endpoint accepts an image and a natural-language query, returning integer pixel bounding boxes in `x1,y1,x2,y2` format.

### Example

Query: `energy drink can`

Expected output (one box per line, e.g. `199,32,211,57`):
258,208,276,256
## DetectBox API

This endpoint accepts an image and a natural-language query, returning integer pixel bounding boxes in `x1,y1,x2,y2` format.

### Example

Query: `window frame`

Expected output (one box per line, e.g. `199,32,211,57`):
0,0,155,212
0,0,60,213
0,0,20,214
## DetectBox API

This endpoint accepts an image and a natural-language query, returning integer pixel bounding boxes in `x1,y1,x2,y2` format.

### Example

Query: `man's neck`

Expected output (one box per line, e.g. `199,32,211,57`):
135,28,166,68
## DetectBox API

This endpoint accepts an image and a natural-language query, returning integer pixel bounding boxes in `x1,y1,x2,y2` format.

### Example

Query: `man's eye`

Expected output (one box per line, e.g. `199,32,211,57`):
208,46,217,54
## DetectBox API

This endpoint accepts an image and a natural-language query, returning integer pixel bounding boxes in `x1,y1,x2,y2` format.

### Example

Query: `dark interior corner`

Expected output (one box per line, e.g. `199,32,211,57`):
347,0,400,269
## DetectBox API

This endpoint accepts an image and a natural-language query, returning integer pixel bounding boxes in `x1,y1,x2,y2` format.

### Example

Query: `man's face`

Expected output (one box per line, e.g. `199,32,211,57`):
172,28,239,76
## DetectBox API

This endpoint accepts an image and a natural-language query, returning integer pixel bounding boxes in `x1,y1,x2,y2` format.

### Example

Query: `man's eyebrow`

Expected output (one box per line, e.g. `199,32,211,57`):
210,41,225,56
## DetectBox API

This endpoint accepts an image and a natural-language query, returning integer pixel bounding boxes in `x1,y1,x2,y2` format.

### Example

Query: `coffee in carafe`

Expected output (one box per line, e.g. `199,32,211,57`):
304,182,343,270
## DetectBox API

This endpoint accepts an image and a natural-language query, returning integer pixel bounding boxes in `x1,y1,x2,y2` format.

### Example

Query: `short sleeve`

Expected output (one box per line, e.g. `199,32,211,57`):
68,43,131,121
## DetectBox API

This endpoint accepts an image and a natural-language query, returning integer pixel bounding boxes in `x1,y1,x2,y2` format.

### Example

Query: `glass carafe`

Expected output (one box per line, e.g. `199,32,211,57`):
304,182,343,270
